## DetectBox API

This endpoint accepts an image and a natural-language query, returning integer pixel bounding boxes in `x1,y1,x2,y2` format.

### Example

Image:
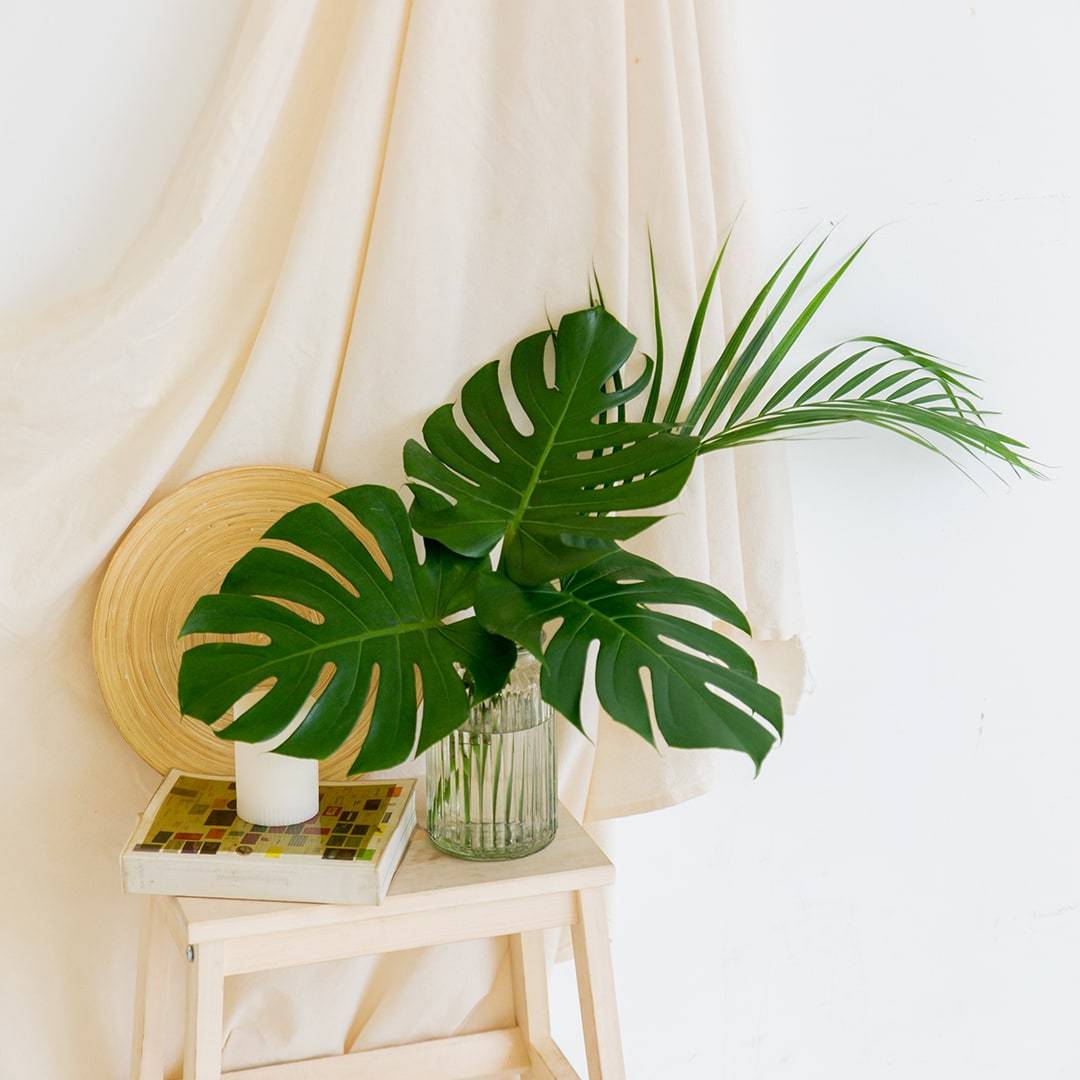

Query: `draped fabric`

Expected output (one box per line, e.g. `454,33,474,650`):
0,3,803,1075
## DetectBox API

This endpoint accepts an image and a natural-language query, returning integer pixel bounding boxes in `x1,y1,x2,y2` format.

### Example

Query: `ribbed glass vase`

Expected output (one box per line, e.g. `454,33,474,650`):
426,649,557,860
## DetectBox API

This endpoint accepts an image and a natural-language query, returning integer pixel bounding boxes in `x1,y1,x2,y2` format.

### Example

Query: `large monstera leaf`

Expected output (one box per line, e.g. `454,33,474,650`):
475,549,783,771
404,307,699,587
178,485,516,773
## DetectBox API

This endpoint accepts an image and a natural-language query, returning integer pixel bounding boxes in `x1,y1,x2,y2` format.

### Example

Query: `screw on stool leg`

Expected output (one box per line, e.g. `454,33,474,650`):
183,940,225,1080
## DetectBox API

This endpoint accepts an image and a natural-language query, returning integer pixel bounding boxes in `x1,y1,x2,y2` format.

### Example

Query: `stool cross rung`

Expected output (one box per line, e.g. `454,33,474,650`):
224,1025,529,1079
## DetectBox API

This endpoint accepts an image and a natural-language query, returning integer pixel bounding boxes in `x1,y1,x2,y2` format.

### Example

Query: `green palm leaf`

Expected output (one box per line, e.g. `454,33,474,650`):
474,549,783,771
404,307,700,588
701,336,1035,474
177,485,516,774
641,230,665,423
650,233,1036,476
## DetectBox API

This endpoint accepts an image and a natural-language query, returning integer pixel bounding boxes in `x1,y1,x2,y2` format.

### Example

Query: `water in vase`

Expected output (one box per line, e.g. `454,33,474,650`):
426,649,557,860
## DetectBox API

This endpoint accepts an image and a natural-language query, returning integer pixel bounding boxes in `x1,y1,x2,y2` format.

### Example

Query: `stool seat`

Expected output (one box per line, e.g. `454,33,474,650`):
131,804,625,1080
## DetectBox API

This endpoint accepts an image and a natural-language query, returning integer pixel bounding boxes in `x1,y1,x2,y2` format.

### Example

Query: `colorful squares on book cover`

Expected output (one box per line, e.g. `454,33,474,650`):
135,775,408,863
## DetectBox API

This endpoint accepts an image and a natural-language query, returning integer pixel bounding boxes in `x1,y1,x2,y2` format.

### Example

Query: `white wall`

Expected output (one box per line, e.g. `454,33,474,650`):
0,1,246,320
554,3,1079,1077
3,2,1075,1077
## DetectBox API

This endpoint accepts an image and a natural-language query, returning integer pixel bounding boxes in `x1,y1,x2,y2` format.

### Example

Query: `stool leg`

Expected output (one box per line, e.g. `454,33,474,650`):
570,889,625,1080
510,931,577,1078
131,896,171,1080
510,930,550,1043
184,940,225,1080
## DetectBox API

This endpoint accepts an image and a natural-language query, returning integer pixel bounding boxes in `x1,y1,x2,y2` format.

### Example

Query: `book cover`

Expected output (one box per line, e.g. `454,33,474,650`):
122,770,416,905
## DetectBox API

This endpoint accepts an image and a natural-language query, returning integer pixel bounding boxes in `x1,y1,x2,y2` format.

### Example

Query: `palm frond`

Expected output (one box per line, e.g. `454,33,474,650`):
699,338,1036,476
653,231,1038,478
642,230,665,423
662,230,731,424
592,265,606,311
680,228,830,433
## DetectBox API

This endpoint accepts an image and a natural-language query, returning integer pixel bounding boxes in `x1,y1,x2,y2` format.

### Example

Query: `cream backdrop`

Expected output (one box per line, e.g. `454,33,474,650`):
0,3,803,1076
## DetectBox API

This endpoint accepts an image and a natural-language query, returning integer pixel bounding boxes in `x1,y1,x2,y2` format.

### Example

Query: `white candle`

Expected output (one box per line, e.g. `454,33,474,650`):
232,692,320,827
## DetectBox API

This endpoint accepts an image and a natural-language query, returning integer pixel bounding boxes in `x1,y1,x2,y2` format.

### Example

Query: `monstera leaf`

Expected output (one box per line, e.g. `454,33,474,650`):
404,307,700,587
474,549,783,771
178,485,516,773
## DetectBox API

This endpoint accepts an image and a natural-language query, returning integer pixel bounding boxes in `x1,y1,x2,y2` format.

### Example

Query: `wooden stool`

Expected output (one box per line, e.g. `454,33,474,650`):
131,805,624,1080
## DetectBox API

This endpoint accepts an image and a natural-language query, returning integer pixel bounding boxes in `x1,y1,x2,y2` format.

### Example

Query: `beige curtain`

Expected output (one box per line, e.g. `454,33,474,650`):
0,3,803,1075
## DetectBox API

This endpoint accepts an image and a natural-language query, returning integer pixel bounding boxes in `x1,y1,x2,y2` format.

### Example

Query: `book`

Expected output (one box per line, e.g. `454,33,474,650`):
121,770,416,905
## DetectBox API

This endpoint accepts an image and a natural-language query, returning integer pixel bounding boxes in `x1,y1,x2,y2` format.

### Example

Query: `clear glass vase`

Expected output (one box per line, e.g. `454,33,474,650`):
426,649,557,860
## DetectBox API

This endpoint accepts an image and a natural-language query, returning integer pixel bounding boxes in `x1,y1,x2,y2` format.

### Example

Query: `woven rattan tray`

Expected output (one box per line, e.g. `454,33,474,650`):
92,465,371,778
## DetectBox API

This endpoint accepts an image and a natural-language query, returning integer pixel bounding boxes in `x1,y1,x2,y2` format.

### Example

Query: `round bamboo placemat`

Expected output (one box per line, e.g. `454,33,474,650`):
92,465,374,778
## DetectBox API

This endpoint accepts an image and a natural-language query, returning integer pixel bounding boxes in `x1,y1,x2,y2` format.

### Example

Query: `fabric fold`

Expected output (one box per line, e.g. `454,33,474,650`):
1,3,804,1075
